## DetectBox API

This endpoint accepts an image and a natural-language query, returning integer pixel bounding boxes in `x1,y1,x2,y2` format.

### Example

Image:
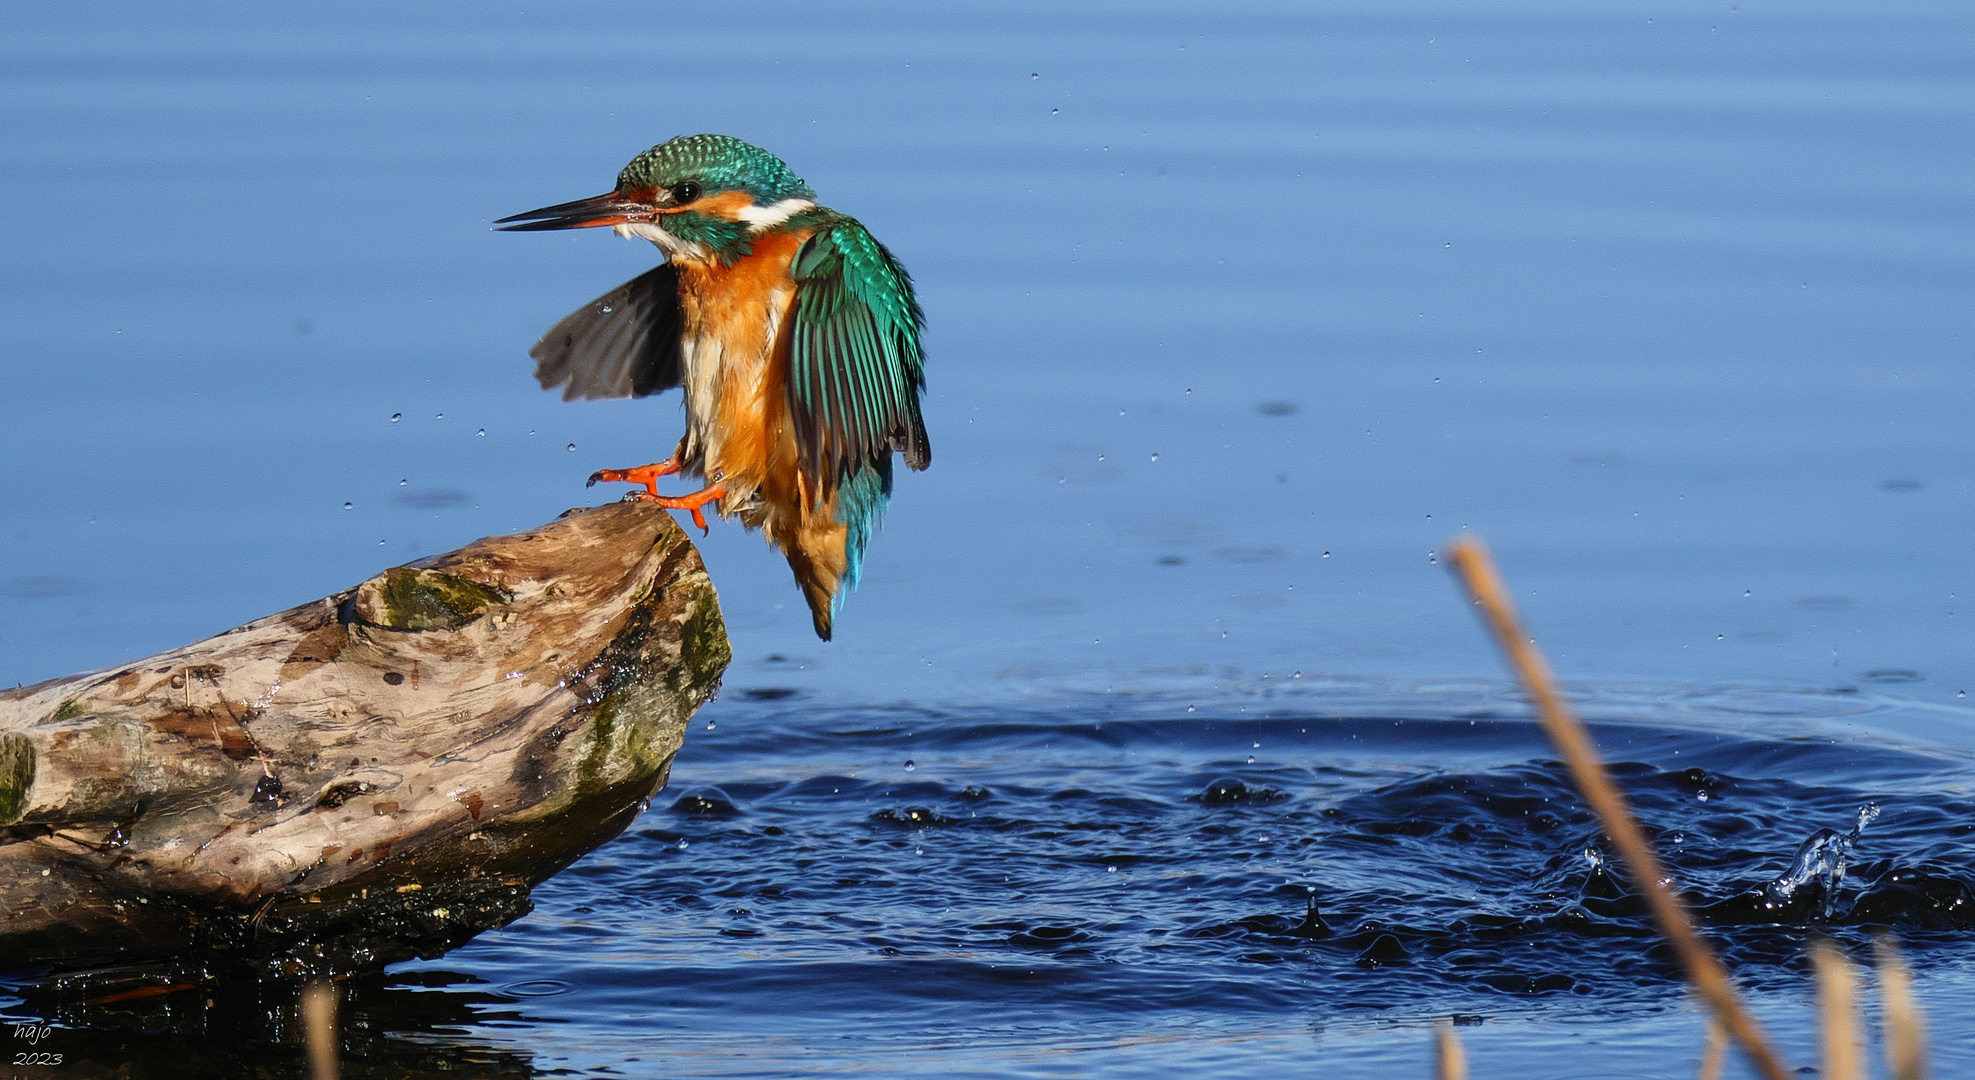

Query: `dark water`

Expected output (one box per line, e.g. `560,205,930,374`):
4,0,1974,1075
13,691,1975,1075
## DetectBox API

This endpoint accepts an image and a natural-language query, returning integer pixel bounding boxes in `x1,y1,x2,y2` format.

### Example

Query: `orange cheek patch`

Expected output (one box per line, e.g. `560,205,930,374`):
661,189,757,221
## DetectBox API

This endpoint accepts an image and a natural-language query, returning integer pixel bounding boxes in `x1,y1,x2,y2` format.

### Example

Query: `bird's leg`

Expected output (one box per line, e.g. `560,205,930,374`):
587,456,682,497
633,482,727,535
586,450,721,532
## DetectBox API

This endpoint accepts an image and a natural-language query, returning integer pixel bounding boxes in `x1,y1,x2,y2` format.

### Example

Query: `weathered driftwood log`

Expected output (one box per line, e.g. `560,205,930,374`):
0,501,728,976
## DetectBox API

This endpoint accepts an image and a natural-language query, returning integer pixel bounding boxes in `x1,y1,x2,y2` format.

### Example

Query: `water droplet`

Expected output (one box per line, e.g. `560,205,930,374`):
378,539,386,545
390,412,401,423
1150,452,1160,462
435,412,444,420
1247,755,1255,764
903,760,916,772
1030,72,1039,80
1292,670,1302,678
567,443,576,452
1107,864,1118,873
1097,453,1105,461
1697,790,1710,803
677,838,689,850
601,305,613,314
1744,589,1753,598
1186,704,1196,713
1960,690,1967,698
1426,551,1437,564
705,719,716,731
1050,107,1059,115
343,501,353,511
476,428,486,437
1253,741,1261,749
399,478,407,486
1321,551,1331,559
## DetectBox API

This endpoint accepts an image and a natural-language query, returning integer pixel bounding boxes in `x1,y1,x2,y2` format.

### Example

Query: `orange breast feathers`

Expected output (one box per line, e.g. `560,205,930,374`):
674,227,816,515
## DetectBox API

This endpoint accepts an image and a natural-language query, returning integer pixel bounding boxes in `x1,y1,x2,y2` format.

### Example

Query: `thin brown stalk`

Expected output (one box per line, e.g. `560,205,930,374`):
1875,936,1928,1080
1443,537,1790,1080
1434,1022,1468,1080
1695,1017,1727,1080
300,980,340,1080
1811,940,1863,1080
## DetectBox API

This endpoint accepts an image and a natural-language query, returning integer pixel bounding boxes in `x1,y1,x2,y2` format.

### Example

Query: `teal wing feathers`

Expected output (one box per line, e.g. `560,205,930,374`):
787,219,930,485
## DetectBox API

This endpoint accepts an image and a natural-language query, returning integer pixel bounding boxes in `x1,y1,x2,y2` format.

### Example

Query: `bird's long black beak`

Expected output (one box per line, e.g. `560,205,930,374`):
495,191,648,231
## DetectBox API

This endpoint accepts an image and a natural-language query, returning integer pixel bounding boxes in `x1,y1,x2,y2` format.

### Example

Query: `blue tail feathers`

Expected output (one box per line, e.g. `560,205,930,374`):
832,458,894,612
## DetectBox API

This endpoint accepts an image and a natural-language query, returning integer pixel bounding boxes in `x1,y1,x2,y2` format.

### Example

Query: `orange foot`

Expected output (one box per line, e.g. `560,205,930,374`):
587,457,681,496
634,482,727,534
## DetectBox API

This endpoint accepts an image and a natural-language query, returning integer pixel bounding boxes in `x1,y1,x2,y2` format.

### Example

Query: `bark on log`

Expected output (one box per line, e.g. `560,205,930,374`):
0,501,729,976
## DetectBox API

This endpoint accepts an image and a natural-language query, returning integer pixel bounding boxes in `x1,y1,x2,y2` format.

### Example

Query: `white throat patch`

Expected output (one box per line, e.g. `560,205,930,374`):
614,221,708,262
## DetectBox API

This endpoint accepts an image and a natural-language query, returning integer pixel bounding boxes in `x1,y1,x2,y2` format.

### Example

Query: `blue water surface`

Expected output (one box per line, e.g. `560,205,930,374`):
2,1,1972,1076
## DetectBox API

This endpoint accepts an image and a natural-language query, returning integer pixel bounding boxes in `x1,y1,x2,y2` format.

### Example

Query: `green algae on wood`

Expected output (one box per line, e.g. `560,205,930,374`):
678,592,734,692
367,567,513,631
0,732,33,825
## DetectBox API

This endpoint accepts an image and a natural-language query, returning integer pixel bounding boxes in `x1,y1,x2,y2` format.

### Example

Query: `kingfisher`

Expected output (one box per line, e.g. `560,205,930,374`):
497,134,928,641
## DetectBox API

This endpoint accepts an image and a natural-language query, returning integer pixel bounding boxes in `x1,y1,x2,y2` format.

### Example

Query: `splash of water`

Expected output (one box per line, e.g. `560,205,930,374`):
1760,802,1881,918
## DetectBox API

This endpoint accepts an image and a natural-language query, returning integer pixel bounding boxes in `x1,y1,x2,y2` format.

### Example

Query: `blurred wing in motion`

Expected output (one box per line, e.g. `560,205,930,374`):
531,265,684,401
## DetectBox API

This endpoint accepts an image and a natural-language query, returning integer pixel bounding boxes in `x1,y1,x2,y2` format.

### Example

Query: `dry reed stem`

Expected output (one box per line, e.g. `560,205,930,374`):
1434,1022,1468,1080
1695,1017,1727,1080
300,980,339,1080
1811,940,1863,1080
1875,936,1928,1080
1443,537,1790,1080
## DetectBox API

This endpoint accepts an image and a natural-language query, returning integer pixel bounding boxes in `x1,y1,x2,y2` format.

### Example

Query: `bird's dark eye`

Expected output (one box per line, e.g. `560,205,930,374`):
670,181,702,205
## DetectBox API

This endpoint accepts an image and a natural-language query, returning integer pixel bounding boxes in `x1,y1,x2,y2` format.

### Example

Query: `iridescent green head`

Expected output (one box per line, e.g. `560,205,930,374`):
616,134,815,206
496,134,819,264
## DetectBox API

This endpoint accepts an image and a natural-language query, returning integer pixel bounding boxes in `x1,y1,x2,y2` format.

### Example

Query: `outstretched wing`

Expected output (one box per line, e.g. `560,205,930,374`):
787,220,930,485
531,264,684,401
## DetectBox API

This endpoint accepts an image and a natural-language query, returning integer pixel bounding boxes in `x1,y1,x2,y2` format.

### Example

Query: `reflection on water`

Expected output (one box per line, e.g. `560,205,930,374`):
3,0,1973,1076
6,967,535,1079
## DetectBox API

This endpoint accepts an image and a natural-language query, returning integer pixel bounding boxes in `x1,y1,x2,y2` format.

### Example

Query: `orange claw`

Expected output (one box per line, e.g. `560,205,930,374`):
634,482,726,534
587,457,681,497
